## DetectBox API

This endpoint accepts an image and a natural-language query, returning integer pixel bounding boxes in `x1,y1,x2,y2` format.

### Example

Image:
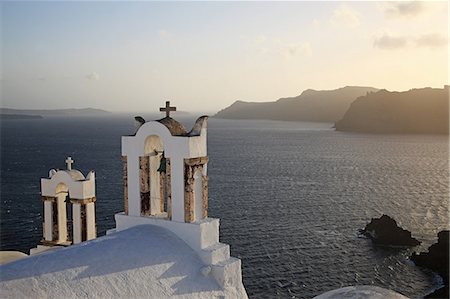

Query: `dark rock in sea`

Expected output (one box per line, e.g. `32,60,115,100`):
411,230,449,298
361,215,421,247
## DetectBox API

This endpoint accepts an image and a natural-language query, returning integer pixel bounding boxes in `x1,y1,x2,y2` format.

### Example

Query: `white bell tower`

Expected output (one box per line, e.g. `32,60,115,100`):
120,101,209,223
112,102,247,296
39,157,97,246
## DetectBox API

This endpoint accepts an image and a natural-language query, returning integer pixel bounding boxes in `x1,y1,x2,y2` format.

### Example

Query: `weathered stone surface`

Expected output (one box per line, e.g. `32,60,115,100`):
361,214,420,247
185,156,209,166
41,196,56,202
184,176,195,223
69,196,96,205
80,204,87,242
166,158,172,220
156,117,187,136
183,159,208,223
202,176,208,219
52,201,58,241
122,156,128,215
411,230,449,298
184,163,193,223
139,156,150,215
140,192,150,216
159,172,165,214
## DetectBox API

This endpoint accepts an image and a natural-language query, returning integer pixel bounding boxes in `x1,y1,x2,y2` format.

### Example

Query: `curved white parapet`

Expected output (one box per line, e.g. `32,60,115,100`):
41,170,95,199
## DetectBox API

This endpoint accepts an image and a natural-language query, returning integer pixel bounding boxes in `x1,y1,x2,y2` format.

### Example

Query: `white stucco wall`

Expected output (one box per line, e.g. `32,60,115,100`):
41,170,95,199
86,202,96,240
115,213,219,251
56,194,67,243
170,157,185,222
194,170,203,222
83,172,96,198
44,201,53,241
126,156,140,217
114,214,247,297
72,203,81,244
2,225,245,299
188,133,207,157
149,155,161,215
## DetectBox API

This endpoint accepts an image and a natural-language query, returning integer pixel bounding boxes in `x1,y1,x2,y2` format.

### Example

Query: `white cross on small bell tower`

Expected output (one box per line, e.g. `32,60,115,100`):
65,157,74,170
38,158,97,249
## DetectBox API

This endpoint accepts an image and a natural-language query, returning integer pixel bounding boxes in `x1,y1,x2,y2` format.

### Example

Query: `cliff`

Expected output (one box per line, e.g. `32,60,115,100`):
410,231,449,298
215,86,379,122
335,87,449,134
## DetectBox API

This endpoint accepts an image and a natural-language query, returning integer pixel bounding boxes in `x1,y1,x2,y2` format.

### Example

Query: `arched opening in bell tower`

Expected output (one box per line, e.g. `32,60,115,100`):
54,183,69,243
141,135,170,217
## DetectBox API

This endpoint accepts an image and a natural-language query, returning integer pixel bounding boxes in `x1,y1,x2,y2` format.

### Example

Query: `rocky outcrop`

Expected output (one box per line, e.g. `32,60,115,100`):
411,231,449,298
361,215,420,247
335,87,449,134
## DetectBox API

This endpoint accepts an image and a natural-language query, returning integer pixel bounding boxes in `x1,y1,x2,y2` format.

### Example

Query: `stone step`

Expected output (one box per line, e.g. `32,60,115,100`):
199,242,230,265
211,257,242,288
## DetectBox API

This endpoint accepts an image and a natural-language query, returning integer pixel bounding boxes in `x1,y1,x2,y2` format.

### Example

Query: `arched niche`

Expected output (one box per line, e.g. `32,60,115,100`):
55,182,69,194
140,135,170,217
53,183,69,243
144,135,164,155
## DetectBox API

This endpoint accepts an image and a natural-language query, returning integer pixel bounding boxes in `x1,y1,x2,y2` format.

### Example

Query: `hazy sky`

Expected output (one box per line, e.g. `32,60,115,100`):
1,1,448,113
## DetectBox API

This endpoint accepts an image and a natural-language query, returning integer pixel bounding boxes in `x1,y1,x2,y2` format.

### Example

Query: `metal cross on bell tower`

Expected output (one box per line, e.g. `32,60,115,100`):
160,101,176,118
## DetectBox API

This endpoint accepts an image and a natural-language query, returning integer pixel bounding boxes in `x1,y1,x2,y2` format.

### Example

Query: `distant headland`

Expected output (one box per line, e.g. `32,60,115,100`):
214,86,379,123
0,108,110,118
215,85,449,135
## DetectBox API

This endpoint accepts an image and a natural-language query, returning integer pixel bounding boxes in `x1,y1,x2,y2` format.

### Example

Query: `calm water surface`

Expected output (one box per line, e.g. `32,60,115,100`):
1,116,448,298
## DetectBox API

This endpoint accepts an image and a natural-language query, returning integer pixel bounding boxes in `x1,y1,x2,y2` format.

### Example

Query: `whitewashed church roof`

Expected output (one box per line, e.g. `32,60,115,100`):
0,225,226,299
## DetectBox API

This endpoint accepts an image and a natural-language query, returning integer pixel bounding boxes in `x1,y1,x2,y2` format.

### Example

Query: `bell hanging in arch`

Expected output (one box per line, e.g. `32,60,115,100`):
157,154,167,173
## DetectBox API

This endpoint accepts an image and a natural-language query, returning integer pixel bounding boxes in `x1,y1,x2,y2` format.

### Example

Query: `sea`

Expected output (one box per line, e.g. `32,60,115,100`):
0,115,448,299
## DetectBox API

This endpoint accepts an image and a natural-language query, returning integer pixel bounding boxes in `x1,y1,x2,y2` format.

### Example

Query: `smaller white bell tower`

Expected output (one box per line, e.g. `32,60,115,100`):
39,157,97,247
